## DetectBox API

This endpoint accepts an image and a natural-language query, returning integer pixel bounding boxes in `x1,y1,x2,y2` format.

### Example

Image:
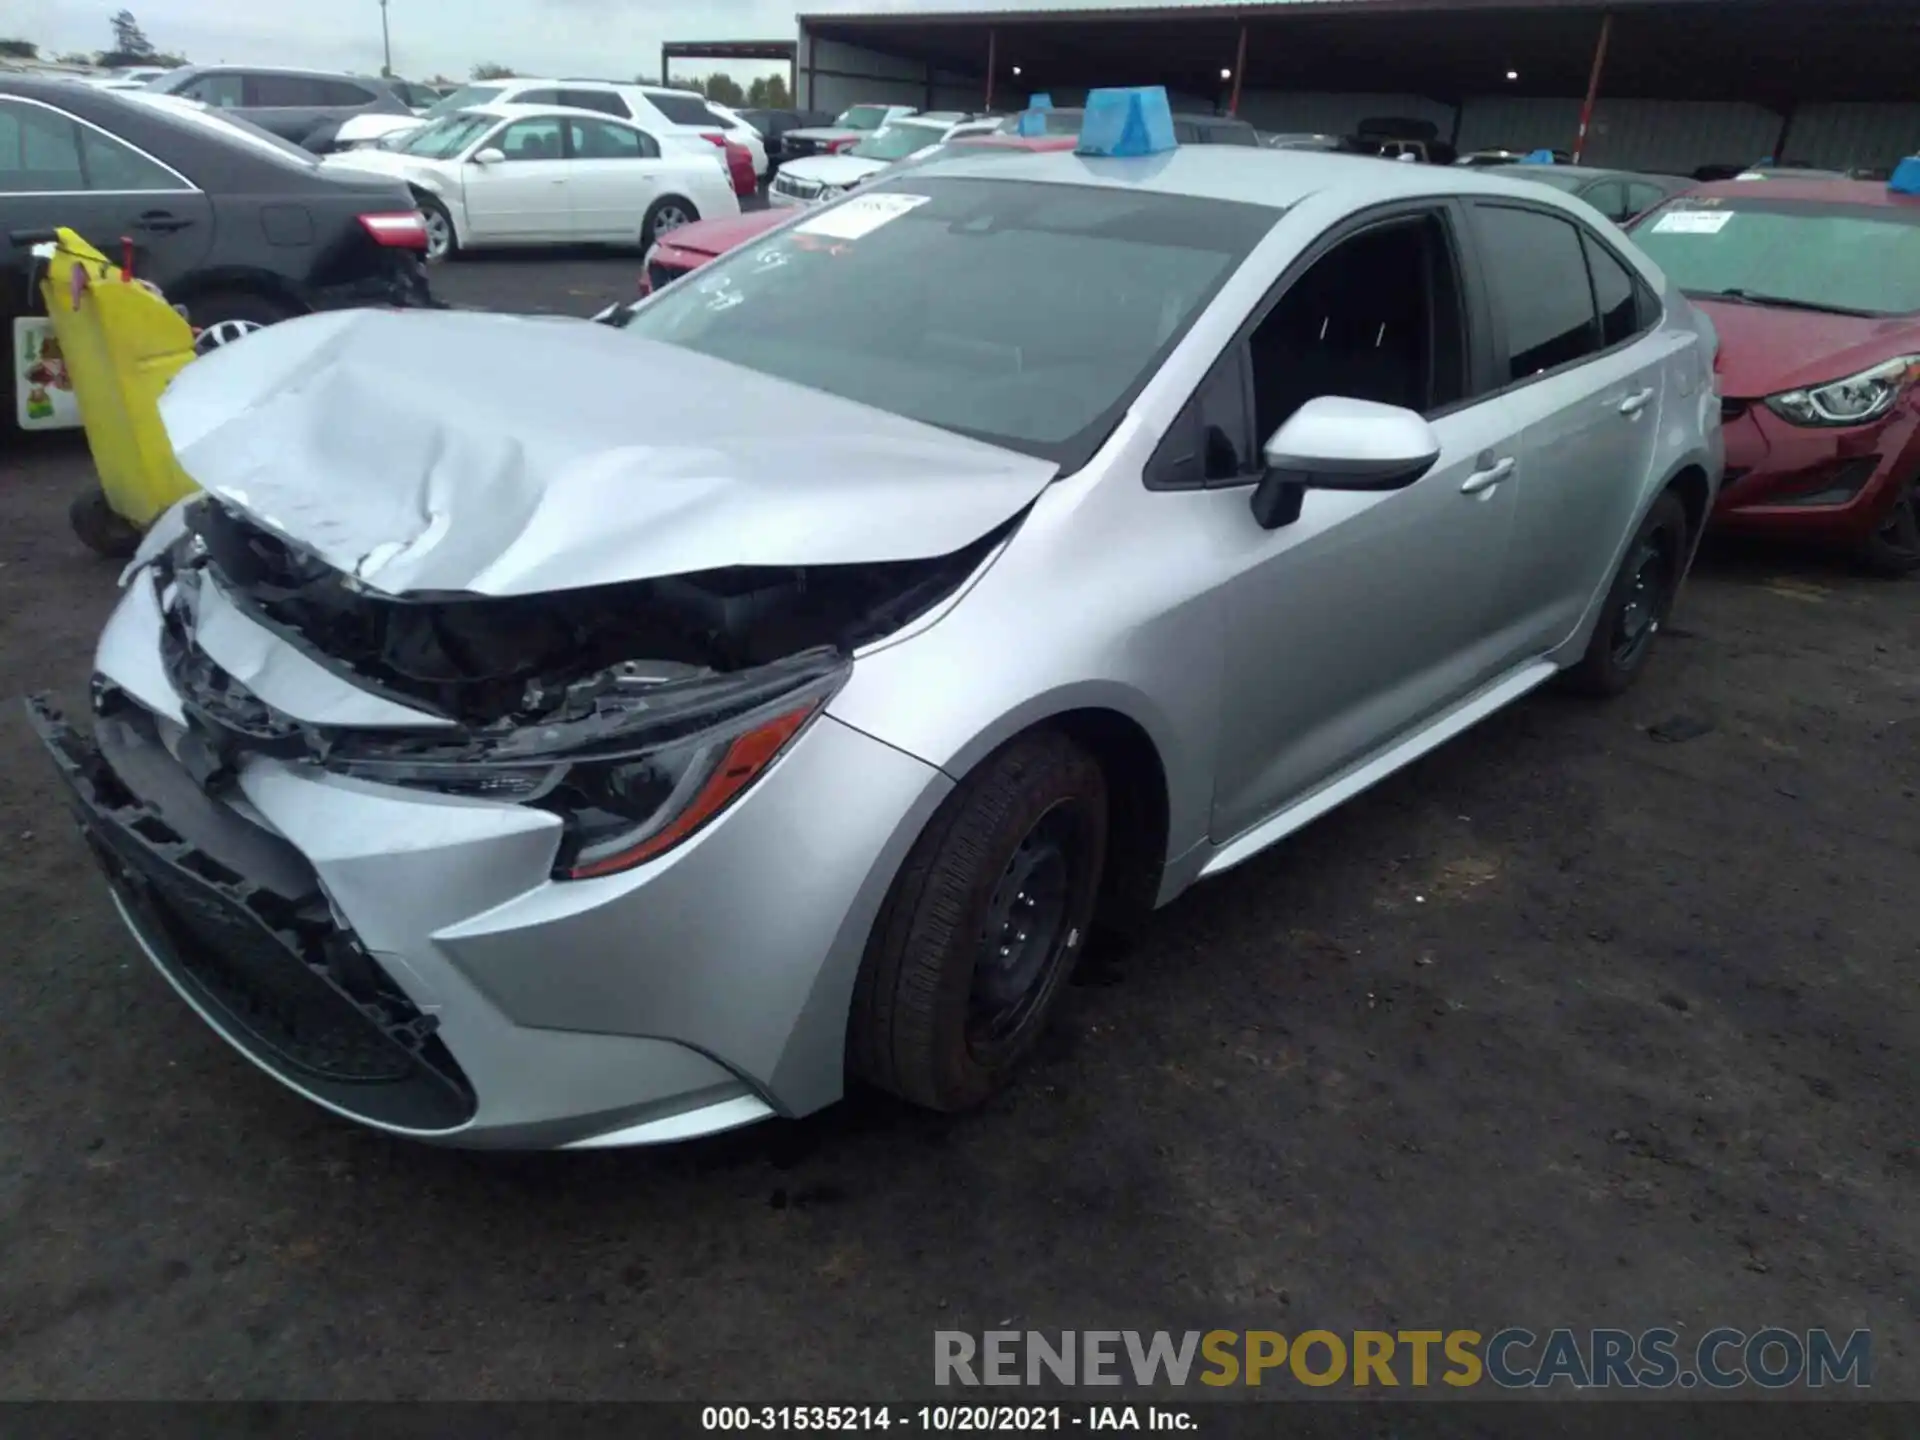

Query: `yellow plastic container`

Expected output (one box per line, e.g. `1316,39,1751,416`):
37,227,200,549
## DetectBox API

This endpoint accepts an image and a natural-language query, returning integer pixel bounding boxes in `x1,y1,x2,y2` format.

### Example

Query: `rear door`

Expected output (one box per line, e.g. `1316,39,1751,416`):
562,116,664,241
460,115,572,242
1468,202,1670,652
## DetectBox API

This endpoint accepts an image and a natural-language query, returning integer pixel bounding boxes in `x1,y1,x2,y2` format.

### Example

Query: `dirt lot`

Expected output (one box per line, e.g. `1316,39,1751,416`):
0,255,1914,1402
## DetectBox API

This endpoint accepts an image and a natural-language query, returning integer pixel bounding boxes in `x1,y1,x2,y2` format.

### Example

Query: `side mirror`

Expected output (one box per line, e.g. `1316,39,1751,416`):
472,147,506,166
1249,396,1442,530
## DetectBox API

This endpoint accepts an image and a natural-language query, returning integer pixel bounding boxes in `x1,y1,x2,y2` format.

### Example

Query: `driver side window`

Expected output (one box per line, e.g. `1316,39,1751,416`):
493,118,563,161
1148,210,1470,490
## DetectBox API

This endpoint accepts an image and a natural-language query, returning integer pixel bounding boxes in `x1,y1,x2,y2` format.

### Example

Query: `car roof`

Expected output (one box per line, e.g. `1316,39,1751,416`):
1687,176,1920,208
1486,163,1687,184
463,100,646,122
908,143,1610,208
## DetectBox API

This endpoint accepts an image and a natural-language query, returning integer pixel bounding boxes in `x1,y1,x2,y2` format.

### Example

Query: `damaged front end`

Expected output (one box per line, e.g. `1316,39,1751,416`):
150,497,1008,879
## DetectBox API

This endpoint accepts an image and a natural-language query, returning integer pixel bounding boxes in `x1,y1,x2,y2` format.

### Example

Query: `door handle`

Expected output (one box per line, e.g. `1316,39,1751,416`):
132,210,193,234
1461,457,1515,495
1619,387,1655,416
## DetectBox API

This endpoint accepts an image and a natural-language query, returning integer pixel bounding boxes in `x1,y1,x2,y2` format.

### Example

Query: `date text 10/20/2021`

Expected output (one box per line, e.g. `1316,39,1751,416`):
702,1408,1192,1431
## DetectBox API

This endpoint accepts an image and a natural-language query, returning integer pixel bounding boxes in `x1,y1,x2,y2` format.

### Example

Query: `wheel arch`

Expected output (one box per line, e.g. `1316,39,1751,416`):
165,267,309,319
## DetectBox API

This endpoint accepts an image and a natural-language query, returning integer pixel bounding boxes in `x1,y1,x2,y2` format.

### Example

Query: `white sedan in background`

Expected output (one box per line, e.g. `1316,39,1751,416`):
322,102,738,261
769,113,1001,206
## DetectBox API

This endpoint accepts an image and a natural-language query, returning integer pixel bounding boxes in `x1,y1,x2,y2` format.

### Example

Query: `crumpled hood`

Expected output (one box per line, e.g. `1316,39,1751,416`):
157,308,1058,599
780,153,892,187
333,112,426,145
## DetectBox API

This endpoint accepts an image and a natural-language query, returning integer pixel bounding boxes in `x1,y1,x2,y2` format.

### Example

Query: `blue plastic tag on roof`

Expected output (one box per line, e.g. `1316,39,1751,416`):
1028,93,1053,110
1076,85,1177,158
1520,148,1556,165
1016,108,1048,137
1890,156,1920,195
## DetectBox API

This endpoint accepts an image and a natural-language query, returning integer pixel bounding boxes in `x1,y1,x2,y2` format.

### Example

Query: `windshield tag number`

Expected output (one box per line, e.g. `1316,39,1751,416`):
1652,211,1734,235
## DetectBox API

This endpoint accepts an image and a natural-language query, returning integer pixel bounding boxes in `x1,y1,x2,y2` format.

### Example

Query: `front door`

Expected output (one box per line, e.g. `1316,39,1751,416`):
1467,203,1670,653
461,116,572,243
1209,205,1523,846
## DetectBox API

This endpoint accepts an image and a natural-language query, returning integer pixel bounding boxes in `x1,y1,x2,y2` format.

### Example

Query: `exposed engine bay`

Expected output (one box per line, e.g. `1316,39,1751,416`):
171,498,1012,739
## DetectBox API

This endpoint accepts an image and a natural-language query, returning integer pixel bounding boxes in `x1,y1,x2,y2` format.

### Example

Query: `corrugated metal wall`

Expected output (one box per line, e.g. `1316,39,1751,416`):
801,35,931,112
1236,91,1453,138
1784,104,1920,170
1456,97,1783,173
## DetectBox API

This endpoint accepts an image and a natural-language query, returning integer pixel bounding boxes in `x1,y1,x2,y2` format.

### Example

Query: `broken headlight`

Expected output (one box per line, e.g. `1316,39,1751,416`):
328,647,848,880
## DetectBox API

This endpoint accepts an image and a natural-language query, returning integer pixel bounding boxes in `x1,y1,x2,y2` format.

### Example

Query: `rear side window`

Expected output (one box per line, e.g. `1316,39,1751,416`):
560,89,630,118
248,74,329,107
1624,182,1670,219
1209,125,1260,148
515,88,562,105
1583,234,1653,348
0,100,84,191
78,127,181,191
1470,204,1601,381
568,117,657,159
316,79,378,106
648,92,724,127
1581,181,1627,224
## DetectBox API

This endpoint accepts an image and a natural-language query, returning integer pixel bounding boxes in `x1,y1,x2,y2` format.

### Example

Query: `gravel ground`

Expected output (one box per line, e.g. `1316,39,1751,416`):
0,255,1913,1402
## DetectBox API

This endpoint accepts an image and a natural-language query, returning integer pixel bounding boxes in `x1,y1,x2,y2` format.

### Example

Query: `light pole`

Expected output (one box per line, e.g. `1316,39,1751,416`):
378,0,392,76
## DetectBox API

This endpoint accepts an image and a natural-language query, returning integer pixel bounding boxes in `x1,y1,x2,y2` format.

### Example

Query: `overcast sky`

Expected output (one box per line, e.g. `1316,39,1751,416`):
2,0,1153,83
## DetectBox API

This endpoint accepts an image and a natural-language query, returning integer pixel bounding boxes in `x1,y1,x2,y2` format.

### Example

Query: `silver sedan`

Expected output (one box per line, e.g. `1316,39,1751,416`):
33,143,1722,1148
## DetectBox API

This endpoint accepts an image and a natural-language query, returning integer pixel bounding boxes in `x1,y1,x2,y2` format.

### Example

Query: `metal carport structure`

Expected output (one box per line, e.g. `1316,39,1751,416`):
794,0,1920,173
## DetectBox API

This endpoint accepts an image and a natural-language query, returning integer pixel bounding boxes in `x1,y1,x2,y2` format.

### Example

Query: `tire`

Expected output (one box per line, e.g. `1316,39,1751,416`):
69,488,140,560
640,196,698,252
849,730,1109,1112
418,196,458,264
1565,491,1689,696
180,289,301,331
1857,475,1920,577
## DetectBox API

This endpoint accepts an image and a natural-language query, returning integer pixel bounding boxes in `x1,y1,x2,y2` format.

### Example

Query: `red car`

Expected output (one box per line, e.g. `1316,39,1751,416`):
1630,178,1920,574
639,135,1081,296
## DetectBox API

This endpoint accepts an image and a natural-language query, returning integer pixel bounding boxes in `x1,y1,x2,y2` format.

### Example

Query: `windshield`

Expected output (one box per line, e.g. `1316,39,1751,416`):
1631,199,1920,316
835,105,893,131
850,123,946,162
423,84,503,119
1492,166,1589,193
394,112,496,158
621,177,1277,465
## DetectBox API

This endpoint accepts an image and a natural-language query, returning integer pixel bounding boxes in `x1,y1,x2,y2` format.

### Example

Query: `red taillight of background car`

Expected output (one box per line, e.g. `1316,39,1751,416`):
358,212,429,250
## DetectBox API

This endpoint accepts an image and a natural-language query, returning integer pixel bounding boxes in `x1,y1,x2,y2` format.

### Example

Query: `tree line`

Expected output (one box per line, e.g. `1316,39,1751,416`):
0,11,185,70
467,61,791,109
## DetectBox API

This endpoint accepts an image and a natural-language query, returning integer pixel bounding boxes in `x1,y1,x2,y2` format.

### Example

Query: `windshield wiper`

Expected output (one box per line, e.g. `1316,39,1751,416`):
1694,288,1879,318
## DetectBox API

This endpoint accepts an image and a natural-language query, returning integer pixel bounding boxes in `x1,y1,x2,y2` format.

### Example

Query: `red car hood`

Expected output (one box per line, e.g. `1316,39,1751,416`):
657,209,786,259
1696,297,1920,399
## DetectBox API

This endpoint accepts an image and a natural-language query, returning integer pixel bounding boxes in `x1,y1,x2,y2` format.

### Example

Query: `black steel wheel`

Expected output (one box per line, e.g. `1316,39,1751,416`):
1567,491,1688,696
1859,476,1920,577
850,730,1107,1112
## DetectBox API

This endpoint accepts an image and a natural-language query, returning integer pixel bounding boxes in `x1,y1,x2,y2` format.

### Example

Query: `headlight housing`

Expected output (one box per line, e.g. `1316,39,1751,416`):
817,184,846,200
328,648,848,880
1765,355,1920,428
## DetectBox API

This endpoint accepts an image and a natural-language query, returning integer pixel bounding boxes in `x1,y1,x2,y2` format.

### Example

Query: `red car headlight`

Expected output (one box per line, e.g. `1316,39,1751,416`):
1766,355,1920,427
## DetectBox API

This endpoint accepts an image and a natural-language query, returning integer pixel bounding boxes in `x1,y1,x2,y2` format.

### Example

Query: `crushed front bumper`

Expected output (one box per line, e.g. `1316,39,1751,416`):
1714,398,1920,548
33,567,952,1148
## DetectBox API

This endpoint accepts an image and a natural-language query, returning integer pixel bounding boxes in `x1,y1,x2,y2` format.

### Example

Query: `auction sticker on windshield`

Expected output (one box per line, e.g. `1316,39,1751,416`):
1652,210,1734,235
796,193,932,241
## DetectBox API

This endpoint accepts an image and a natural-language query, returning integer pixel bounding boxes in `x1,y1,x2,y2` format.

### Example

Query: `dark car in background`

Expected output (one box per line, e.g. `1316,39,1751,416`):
1485,163,1693,225
141,65,412,148
1630,179,1920,575
1,77,432,421
737,107,834,171
996,107,1260,146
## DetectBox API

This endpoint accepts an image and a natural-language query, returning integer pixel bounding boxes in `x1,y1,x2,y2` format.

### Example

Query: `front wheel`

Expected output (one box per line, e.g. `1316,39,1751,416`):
849,730,1108,1112
419,197,458,263
1858,475,1920,577
1565,491,1688,696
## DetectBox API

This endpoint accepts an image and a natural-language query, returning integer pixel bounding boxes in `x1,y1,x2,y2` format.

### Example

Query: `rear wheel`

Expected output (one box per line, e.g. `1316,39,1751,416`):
1566,491,1688,696
640,197,697,251
69,488,140,560
181,288,301,331
1858,475,1920,577
849,730,1108,1112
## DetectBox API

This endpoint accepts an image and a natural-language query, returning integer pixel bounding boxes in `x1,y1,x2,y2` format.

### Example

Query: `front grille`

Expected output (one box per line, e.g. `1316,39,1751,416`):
31,696,477,1133
647,260,689,294
773,173,823,202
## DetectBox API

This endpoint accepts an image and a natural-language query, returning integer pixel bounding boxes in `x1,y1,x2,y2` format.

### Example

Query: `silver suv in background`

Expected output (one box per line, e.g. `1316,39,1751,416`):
142,65,411,149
